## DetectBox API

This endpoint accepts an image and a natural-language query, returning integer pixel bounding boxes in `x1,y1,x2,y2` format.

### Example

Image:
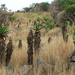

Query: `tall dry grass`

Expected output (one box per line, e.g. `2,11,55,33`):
1,12,75,75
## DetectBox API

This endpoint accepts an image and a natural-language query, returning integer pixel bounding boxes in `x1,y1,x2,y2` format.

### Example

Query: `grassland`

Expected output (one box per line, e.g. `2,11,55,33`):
0,12,75,75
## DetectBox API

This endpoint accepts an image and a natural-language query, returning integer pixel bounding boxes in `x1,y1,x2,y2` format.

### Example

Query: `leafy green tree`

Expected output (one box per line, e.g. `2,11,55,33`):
55,0,75,25
40,2,50,11
0,4,7,11
29,3,36,9
65,4,75,15
23,7,32,12
41,17,55,32
56,0,75,10
64,4,75,25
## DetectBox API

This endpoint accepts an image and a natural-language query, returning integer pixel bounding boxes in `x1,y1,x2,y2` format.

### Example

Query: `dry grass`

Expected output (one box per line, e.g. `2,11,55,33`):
1,12,75,75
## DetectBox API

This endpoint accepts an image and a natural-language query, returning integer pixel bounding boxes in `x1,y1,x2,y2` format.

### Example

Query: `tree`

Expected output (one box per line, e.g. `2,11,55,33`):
27,29,33,65
40,2,50,11
22,7,31,12
41,17,55,32
56,0,75,11
1,4,5,10
64,4,75,25
0,27,8,65
32,24,42,55
29,3,36,9
6,38,13,66
55,0,75,25
0,4,7,11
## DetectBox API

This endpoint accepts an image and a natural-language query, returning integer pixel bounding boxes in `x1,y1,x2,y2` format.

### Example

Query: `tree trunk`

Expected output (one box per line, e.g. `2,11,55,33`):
34,31,41,55
27,30,33,65
62,27,68,42
6,40,13,66
0,35,6,65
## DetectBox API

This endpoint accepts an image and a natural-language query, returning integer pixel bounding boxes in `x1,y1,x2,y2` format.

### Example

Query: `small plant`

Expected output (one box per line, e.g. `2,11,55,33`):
34,20,37,25
18,39,22,49
0,27,8,36
9,14,16,25
36,17,41,23
61,21,69,42
48,37,52,43
6,37,13,66
29,19,31,22
32,23,42,32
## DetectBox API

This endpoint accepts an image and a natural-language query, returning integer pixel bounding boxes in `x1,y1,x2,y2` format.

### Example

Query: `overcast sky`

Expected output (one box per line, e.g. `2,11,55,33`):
0,0,54,11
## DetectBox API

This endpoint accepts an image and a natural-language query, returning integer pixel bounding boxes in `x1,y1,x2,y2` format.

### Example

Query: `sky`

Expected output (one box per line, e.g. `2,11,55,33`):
0,0,54,11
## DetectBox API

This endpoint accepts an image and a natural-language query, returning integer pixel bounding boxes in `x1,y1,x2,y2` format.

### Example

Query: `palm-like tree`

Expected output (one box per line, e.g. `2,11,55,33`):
27,29,33,65
32,24,42,55
6,37,13,66
0,26,8,64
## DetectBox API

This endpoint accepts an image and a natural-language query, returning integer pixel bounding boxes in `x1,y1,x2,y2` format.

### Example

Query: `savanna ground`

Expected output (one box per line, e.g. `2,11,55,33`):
0,12,75,75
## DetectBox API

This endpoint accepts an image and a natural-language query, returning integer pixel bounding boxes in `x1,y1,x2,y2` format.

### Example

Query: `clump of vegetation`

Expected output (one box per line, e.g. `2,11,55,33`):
40,2,50,11
61,21,69,42
41,17,55,32
6,37,13,66
27,29,33,65
18,39,22,49
9,13,16,25
48,37,52,43
9,13,16,21
71,26,75,47
56,0,75,25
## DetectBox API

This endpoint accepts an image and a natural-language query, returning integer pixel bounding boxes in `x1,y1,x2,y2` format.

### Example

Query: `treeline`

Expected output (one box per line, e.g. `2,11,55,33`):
21,2,50,12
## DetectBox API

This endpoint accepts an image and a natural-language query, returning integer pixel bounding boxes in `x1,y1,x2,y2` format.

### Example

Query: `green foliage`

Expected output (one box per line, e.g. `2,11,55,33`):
41,17,55,32
71,26,75,42
29,3,36,9
23,7,32,12
0,27,8,35
9,13,16,21
19,39,22,41
29,28,33,31
71,26,75,34
9,37,12,40
61,23,68,28
9,16,16,21
65,33,70,37
65,4,75,15
36,17,41,23
32,24,42,31
40,2,50,11
32,17,55,32
57,0,75,10
73,36,75,40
